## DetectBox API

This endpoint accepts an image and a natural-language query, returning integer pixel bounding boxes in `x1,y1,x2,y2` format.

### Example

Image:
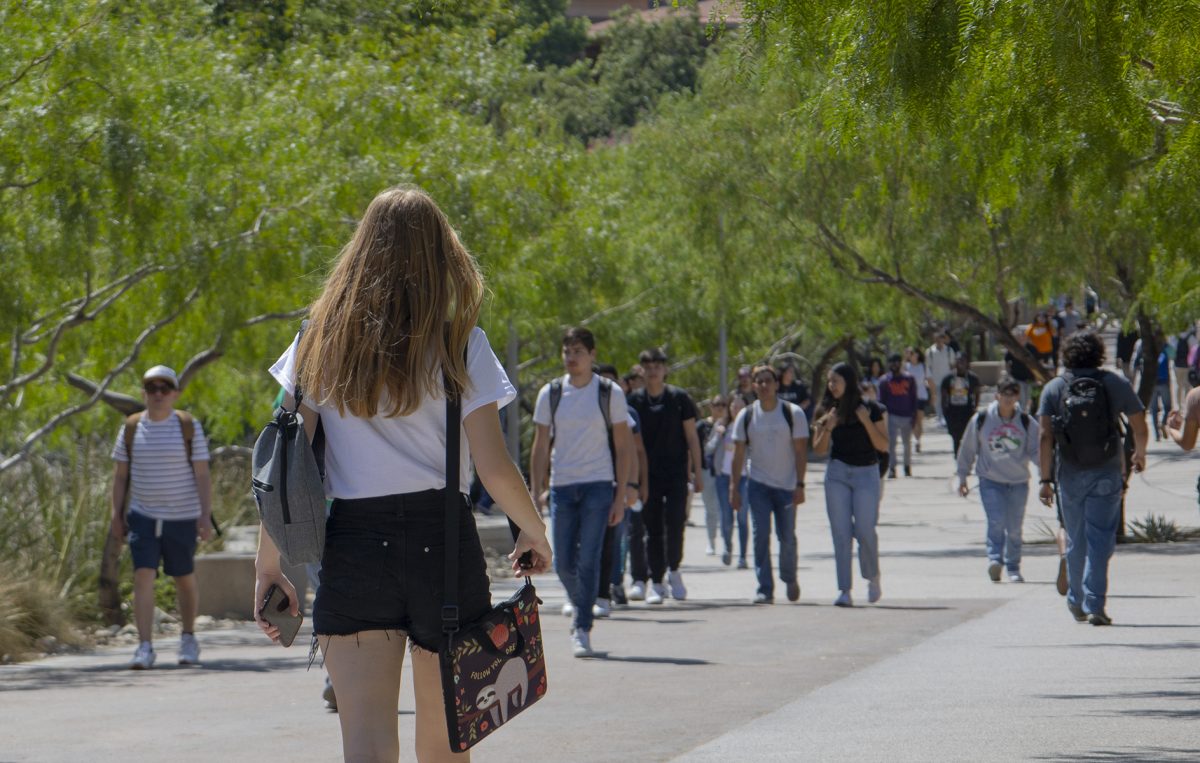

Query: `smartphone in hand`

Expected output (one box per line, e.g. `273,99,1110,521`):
258,584,303,648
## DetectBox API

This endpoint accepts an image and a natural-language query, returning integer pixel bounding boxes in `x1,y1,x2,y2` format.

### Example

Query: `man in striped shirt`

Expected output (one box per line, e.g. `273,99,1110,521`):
110,365,212,669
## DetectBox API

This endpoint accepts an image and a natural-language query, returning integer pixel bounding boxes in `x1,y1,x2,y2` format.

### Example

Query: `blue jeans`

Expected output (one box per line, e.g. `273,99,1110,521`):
746,480,797,598
977,478,1028,573
1057,465,1123,614
551,481,614,633
824,459,881,593
610,508,631,587
714,473,750,561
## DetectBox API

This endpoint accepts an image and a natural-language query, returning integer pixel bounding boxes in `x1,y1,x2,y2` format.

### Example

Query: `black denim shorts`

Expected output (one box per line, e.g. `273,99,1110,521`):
312,489,492,653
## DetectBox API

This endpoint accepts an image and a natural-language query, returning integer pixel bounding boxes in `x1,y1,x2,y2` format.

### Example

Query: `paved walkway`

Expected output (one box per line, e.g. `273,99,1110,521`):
2,427,1198,762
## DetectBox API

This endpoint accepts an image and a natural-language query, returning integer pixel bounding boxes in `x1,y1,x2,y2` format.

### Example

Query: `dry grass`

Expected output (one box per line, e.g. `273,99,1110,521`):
0,572,83,663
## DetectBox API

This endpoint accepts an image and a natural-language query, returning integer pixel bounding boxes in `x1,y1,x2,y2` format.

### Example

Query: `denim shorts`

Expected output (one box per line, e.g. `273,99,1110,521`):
127,510,198,577
312,489,493,653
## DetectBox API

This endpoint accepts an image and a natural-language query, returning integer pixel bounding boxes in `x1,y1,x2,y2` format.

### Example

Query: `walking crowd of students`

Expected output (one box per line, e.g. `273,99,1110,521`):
532,314,1200,659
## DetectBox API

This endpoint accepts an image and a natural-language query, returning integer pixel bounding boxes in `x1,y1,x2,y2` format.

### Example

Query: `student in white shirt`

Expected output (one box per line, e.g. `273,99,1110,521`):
255,187,551,763
530,328,634,657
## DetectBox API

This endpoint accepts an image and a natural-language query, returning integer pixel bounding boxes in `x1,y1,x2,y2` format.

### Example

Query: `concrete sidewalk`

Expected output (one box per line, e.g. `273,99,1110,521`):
2,426,1198,761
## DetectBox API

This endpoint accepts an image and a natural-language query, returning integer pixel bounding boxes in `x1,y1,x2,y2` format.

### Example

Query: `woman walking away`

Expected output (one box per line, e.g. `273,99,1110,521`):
811,363,889,607
255,186,552,763
714,396,751,568
905,347,928,452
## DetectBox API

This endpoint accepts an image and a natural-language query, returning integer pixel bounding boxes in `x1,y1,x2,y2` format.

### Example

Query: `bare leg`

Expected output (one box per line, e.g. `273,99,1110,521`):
173,573,198,634
322,630,406,762
133,568,157,643
411,646,470,762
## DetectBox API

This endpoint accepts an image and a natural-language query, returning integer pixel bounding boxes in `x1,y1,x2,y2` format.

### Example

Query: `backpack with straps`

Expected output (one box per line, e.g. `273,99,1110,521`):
740,401,795,446
1052,372,1121,467
548,376,616,480
251,322,328,565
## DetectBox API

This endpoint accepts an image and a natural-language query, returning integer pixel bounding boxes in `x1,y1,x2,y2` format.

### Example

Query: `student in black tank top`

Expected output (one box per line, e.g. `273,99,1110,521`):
811,363,889,609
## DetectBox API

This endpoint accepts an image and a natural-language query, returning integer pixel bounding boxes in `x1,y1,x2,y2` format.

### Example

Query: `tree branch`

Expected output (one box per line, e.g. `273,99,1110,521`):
813,221,1051,381
0,8,107,96
0,289,200,474
64,374,143,416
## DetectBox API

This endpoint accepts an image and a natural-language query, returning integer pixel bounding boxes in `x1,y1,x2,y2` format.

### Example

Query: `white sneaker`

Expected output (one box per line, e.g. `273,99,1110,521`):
570,630,593,658
705,544,716,556
178,633,200,665
592,599,611,618
868,577,882,604
561,602,575,618
130,641,156,670
667,570,687,601
645,583,665,605
628,582,646,601
1009,572,1025,583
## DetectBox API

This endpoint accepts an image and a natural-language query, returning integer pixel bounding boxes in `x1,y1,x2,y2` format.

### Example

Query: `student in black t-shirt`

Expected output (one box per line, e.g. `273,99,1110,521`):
628,345,700,602
776,362,811,414
811,363,889,608
626,347,704,604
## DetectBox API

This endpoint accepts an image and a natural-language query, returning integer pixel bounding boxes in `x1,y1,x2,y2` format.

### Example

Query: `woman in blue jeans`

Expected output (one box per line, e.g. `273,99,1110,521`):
712,396,750,568
811,363,889,607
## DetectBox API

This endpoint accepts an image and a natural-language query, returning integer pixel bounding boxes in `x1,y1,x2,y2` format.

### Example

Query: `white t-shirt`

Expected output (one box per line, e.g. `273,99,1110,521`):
906,361,929,401
269,327,516,499
533,374,631,487
927,344,957,385
111,412,210,521
731,401,809,491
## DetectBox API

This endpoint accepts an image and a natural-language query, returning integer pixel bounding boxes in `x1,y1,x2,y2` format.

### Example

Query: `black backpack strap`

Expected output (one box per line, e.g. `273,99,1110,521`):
598,377,616,482
782,402,794,433
741,403,754,445
442,359,464,636
974,409,986,447
1019,412,1031,432
548,377,563,446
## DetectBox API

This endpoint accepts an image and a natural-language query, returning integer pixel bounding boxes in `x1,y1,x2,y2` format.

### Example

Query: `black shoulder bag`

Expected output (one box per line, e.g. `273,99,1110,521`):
439,384,547,752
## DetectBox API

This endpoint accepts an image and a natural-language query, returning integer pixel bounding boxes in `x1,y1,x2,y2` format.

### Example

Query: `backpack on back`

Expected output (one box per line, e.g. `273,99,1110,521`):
1052,372,1120,467
251,323,328,565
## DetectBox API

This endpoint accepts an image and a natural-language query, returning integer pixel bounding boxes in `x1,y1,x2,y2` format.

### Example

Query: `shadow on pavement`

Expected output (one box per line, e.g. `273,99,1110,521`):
0,655,302,692
1033,747,1200,762
1049,641,1200,651
596,655,711,666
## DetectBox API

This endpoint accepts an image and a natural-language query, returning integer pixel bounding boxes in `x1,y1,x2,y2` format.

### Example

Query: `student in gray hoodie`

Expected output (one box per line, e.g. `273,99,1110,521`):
956,376,1040,583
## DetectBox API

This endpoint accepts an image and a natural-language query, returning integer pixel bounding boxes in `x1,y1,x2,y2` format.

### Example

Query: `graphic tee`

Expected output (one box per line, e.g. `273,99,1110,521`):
628,385,698,483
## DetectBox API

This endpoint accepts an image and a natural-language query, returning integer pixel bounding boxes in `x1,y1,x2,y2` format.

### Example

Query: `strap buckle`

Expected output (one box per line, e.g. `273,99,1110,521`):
441,605,460,632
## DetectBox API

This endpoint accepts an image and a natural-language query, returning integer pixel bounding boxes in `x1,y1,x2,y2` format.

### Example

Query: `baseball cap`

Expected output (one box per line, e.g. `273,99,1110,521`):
142,365,179,389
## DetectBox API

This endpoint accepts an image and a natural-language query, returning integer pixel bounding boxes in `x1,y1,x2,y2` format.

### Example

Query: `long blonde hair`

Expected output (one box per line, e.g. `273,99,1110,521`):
297,186,483,417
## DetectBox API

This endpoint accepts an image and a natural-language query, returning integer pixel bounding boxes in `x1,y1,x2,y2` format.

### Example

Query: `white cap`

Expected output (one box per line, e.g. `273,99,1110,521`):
142,365,179,388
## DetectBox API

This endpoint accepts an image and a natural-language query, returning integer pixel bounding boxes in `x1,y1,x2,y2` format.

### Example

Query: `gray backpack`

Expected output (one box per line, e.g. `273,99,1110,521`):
251,325,327,565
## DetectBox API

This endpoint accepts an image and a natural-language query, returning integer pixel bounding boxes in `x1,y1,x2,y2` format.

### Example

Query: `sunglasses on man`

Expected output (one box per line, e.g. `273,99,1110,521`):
143,382,176,395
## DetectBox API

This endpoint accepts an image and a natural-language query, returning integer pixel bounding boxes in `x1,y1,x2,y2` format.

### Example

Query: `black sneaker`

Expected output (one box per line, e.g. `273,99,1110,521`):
786,581,801,602
1088,610,1112,626
903,466,912,477
1068,601,1087,622
611,584,627,606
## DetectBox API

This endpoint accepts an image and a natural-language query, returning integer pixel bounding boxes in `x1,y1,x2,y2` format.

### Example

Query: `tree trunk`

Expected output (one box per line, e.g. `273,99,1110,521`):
809,335,854,407
98,527,124,626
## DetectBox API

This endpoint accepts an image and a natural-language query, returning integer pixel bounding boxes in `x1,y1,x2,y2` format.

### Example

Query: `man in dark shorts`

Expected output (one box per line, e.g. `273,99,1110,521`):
110,365,212,669
627,348,704,604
